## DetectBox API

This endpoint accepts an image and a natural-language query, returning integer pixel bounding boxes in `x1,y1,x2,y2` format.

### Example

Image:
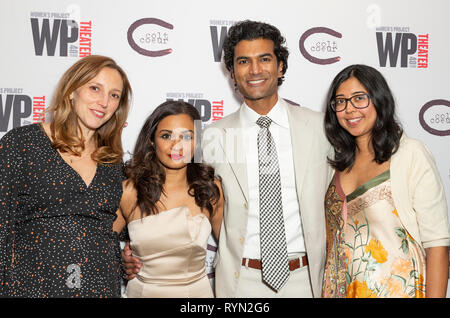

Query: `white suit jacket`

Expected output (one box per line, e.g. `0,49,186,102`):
202,99,333,297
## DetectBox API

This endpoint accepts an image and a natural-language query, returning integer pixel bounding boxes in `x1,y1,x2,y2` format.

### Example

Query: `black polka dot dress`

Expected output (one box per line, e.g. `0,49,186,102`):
0,124,124,297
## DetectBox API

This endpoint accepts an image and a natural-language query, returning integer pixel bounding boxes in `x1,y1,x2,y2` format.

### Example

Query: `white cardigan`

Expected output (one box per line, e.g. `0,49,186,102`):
390,134,450,249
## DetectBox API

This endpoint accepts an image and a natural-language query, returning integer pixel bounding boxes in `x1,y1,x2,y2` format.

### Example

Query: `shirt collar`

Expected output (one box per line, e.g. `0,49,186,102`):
241,98,289,129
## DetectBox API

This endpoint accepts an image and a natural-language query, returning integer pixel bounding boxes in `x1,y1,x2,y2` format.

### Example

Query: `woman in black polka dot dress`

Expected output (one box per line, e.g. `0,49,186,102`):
0,55,132,297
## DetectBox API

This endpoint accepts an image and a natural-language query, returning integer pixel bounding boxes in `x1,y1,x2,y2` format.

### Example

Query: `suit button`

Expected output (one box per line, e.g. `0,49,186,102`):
239,237,244,245
234,272,239,279
243,202,248,209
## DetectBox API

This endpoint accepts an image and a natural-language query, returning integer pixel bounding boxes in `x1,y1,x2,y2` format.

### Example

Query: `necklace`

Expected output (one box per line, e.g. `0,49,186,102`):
69,155,81,164
66,152,87,164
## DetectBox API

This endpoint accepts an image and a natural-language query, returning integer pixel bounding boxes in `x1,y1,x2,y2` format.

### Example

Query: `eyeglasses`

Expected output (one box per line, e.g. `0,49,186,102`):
330,93,371,112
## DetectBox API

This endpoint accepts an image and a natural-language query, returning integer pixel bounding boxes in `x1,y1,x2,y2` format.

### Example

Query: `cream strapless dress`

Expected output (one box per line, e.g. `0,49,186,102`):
123,206,214,298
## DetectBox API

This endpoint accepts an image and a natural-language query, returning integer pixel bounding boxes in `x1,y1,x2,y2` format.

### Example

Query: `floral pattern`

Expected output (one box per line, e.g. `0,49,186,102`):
322,170,426,298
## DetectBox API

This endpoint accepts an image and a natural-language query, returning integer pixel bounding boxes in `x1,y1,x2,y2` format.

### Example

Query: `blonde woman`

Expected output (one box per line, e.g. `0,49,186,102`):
0,55,132,297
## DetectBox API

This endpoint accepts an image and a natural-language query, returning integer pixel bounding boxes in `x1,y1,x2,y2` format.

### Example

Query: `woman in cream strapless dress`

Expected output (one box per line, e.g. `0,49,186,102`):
113,101,224,298
124,206,213,298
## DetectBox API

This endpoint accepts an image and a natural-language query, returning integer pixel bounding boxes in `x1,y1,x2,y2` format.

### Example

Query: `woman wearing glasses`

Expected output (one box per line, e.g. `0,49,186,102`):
321,64,449,298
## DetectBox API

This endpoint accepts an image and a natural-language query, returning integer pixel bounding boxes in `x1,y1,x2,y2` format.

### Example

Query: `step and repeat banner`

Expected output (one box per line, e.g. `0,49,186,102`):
1,0,449,294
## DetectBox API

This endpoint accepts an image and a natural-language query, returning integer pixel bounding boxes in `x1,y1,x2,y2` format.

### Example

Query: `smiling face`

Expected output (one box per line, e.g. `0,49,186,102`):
70,67,123,135
232,38,283,111
154,114,195,170
335,76,377,142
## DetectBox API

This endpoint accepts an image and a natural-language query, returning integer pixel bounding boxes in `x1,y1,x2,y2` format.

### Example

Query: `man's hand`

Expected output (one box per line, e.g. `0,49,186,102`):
122,242,142,280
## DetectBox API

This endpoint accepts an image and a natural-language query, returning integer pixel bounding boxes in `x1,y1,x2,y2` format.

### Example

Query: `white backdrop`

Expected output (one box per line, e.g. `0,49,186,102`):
1,0,449,297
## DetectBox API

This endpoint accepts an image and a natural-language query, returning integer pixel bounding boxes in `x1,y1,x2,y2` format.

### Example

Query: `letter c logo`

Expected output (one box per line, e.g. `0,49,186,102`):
419,99,450,136
299,27,342,65
127,18,173,57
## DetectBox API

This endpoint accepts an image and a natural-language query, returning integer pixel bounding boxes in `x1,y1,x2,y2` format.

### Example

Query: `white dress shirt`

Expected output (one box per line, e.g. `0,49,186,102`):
241,99,306,259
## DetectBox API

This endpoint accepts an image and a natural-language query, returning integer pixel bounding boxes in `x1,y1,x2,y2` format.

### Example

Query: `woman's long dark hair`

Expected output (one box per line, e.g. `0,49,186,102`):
124,100,221,217
324,64,403,172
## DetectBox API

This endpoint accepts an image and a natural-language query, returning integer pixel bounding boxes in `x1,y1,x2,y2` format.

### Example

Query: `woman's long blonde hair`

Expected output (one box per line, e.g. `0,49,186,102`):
47,55,132,164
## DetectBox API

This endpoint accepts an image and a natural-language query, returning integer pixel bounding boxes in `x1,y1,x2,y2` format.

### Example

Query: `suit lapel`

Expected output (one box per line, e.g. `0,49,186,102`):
222,106,249,203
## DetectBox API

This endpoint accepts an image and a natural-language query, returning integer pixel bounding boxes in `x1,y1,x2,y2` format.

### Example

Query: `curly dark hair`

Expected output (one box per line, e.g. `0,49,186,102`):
223,20,289,86
124,100,221,217
324,64,403,172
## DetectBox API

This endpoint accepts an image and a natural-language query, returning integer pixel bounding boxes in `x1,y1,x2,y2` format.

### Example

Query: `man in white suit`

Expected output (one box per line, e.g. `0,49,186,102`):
122,20,333,298
202,20,333,297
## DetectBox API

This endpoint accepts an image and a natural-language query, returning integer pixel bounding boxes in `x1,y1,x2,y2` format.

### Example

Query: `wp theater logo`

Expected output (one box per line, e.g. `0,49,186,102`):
127,18,173,57
166,92,223,124
209,20,236,62
376,26,429,68
30,11,92,57
0,88,45,133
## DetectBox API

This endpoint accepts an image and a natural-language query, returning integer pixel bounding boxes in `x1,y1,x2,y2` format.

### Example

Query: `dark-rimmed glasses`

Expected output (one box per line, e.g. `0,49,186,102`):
330,93,371,112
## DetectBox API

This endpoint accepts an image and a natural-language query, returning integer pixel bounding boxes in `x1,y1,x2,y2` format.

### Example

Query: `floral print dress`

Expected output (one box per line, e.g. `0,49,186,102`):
322,169,426,298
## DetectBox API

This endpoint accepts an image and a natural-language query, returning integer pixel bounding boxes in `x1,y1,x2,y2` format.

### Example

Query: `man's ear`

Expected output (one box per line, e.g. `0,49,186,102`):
277,61,284,78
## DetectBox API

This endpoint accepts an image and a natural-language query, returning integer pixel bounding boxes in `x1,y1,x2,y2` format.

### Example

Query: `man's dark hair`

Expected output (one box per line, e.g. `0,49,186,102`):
223,20,289,86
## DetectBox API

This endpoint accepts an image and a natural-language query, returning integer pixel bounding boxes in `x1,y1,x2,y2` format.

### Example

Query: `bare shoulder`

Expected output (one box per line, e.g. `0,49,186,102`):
213,177,225,207
214,177,224,194
214,177,222,187
120,179,138,218
122,178,136,192
122,179,138,202
210,177,225,240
